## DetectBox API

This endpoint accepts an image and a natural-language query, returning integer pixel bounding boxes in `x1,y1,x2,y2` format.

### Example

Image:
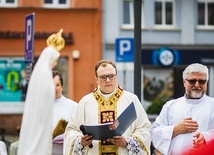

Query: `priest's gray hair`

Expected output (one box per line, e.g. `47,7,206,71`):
182,63,209,80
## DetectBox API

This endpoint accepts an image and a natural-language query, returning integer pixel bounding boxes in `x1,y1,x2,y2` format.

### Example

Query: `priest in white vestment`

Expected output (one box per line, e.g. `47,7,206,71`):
52,70,77,155
64,60,151,155
151,63,214,155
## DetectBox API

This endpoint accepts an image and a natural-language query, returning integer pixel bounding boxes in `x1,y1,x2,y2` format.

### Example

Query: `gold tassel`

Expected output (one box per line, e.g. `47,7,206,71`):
52,119,68,139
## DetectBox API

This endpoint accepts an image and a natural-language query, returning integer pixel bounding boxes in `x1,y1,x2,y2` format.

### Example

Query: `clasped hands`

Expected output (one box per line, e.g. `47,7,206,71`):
81,135,127,147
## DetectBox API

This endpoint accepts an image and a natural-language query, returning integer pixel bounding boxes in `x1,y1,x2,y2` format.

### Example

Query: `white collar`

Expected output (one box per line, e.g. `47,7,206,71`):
97,87,116,99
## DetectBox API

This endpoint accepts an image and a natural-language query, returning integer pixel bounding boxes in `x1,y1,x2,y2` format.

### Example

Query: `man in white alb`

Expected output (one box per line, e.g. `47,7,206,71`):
52,70,77,155
151,63,214,155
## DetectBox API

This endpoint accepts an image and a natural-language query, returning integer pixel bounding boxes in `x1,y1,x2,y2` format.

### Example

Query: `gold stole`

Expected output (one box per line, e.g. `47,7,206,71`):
93,85,123,155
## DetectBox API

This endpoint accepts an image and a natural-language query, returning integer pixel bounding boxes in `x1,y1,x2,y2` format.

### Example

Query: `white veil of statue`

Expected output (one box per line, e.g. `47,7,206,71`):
0,141,7,155
18,30,64,155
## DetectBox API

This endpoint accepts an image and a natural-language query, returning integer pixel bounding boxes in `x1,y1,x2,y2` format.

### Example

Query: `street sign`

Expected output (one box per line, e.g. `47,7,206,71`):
115,38,134,62
25,13,35,64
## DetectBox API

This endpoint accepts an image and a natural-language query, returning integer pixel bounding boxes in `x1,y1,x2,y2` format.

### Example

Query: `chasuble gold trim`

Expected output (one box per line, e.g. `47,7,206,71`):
93,85,123,155
133,135,149,155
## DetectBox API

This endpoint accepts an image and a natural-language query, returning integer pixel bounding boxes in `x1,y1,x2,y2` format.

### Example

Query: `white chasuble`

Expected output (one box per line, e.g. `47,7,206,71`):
64,86,151,155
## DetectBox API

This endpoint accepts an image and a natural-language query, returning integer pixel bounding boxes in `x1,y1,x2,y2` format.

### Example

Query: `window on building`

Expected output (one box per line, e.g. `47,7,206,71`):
0,0,17,7
154,0,174,27
198,0,214,27
43,0,69,8
122,0,144,29
34,56,69,97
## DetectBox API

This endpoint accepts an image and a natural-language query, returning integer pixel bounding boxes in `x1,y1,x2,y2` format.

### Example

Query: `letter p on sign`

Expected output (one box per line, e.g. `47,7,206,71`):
115,38,134,62
25,13,34,64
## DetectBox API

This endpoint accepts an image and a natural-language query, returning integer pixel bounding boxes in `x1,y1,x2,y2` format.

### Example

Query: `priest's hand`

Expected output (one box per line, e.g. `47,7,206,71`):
107,136,127,147
193,132,205,146
172,117,198,138
81,135,93,147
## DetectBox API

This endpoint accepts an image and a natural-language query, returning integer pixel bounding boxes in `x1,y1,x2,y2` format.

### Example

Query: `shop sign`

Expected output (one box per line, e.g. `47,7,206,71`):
0,58,26,102
0,31,74,45
141,47,214,66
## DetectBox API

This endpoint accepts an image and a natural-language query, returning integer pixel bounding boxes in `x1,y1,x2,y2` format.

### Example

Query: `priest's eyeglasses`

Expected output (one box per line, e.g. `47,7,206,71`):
98,74,116,81
186,79,207,85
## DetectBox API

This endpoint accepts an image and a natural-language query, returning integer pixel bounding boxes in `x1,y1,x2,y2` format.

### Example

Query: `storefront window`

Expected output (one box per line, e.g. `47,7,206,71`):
54,57,68,97
0,56,68,101
34,56,68,97
143,68,174,115
0,57,26,102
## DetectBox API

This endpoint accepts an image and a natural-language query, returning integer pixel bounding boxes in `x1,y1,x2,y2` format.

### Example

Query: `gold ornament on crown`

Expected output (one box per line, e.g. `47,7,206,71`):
46,29,65,51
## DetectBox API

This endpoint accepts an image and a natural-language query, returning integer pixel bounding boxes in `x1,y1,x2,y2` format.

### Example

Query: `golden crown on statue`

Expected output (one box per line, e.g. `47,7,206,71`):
46,29,65,51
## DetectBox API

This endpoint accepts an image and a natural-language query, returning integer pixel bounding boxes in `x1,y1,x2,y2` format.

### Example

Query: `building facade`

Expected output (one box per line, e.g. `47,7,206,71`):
0,0,102,134
102,0,214,115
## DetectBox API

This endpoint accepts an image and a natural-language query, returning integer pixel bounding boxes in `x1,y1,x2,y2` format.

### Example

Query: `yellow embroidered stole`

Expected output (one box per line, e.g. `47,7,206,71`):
93,85,123,155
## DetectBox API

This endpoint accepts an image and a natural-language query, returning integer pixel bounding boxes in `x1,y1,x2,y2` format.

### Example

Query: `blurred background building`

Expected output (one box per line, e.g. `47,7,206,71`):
0,0,102,134
102,0,214,116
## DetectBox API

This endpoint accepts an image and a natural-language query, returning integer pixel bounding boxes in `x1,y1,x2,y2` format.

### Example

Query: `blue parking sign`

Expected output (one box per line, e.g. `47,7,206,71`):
115,38,134,62
25,13,35,64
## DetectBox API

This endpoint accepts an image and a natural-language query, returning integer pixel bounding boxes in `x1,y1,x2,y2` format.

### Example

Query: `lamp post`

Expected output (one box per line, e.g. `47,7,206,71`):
134,0,142,101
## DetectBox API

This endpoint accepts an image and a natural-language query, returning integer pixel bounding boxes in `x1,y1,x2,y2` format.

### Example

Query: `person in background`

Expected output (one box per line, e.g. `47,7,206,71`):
151,63,214,155
52,70,77,155
18,69,28,101
14,69,28,101
0,140,7,155
64,60,151,155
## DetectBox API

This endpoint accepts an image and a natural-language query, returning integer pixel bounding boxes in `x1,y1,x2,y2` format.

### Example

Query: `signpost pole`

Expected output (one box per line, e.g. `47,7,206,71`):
25,13,35,81
123,63,126,89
